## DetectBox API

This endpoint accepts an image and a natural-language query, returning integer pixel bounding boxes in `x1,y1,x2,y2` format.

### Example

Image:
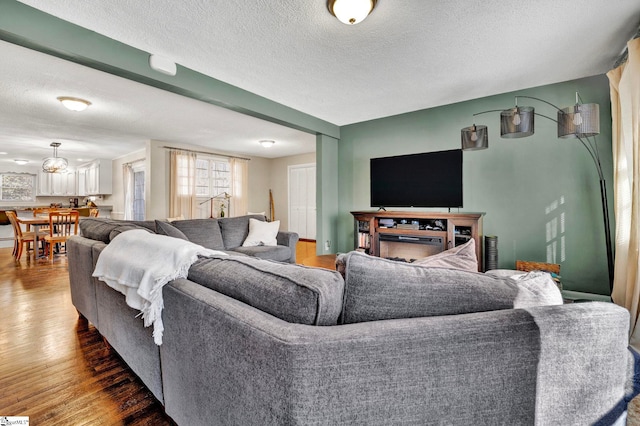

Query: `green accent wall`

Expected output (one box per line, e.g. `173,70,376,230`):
337,75,614,295
316,134,340,255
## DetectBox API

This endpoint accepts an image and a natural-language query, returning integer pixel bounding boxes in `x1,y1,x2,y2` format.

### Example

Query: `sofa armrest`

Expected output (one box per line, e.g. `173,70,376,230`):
276,230,299,263
161,280,630,425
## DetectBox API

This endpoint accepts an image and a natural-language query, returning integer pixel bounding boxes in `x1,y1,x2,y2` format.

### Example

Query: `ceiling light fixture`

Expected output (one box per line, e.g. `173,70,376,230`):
328,0,376,25
57,96,91,112
42,142,68,173
14,159,29,165
260,140,275,148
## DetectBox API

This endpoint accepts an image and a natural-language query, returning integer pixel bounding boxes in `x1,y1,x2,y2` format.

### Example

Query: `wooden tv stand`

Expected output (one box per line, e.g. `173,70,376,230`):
351,211,484,271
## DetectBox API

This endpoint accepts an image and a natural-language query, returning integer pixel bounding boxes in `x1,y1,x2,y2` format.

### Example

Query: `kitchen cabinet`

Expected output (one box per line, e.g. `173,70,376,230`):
77,159,112,195
37,170,77,196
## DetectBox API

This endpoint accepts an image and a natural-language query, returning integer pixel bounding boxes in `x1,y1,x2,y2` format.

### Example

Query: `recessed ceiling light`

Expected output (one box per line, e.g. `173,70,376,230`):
14,159,29,165
259,140,275,148
0,152,7,155
57,96,92,112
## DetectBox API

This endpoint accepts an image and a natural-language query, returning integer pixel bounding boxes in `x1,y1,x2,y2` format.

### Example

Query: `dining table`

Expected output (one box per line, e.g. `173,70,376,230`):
16,215,51,260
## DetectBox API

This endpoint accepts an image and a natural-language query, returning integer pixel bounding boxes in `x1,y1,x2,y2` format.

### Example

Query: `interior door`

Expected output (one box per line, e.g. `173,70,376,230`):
288,163,316,240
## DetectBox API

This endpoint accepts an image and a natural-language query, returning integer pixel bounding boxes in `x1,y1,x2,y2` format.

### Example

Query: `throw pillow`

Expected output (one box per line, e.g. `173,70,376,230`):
412,239,478,272
155,220,189,241
242,218,280,247
170,219,225,250
340,251,563,324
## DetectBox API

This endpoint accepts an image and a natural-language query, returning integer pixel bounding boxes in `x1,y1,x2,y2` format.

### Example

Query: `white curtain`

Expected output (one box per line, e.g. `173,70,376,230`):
123,163,134,220
169,150,197,219
607,36,640,345
229,158,249,217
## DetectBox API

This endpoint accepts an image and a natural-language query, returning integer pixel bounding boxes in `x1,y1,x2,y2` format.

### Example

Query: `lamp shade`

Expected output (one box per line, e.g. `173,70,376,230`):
461,124,488,150
557,103,599,138
500,106,534,138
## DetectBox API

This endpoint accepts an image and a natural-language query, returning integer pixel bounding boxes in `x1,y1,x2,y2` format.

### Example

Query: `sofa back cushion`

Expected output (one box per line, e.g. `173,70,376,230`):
188,256,344,325
218,214,266,249
340,251,563,324
171,219,225,250
79,218,156,243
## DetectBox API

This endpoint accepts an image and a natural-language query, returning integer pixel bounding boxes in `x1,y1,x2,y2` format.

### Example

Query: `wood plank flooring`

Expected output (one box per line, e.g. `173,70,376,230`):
0,248,174,425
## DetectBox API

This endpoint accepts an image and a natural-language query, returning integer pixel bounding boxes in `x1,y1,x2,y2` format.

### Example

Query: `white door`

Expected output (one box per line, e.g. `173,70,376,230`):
288,163,316,240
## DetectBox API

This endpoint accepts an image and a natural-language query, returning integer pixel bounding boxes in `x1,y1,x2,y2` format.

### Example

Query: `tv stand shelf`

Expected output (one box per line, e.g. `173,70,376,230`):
352,211,484,271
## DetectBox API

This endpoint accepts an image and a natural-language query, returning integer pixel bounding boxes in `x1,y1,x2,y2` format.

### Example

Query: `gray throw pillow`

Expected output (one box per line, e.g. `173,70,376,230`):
155,220,189,241
340,251,563,324
171,219,225,250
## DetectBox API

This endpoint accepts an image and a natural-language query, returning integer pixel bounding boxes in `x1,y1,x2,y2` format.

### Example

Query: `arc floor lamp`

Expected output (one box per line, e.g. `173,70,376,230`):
461,93,614,293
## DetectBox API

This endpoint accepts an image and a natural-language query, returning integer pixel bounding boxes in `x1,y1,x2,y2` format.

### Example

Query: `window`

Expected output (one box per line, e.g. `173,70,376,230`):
196,157,230,197
0,173,36,202
133,169,145,221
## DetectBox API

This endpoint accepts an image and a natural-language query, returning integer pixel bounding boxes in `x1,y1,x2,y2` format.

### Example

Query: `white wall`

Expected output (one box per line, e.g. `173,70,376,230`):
268,152,316,231
106,142,316,236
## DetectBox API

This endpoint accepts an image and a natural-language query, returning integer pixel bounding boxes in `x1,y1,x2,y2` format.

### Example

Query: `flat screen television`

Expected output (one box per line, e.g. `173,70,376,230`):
370,149,463,208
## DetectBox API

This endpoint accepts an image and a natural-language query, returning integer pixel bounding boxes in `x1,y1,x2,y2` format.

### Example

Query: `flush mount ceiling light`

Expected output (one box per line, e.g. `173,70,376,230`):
14,159,29,165
42,142,68,173
259,140,275,148
328,0,377,25
57,96,91,112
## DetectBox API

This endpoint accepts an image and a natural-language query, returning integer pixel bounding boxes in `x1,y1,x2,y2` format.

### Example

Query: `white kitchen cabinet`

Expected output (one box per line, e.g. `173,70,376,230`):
78,159,112,195
37,170,77,196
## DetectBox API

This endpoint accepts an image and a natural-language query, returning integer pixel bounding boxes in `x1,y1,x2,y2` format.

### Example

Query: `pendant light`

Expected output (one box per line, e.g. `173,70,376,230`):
42,142,68,173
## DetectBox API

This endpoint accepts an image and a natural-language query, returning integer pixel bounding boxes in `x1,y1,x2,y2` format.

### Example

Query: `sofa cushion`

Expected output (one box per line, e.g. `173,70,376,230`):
412,239,478,272
188,256,344,325
171,219,225,250
340,251,563,324
79,218,156,243
218,214,265,249
231,244,291,262
242,219,280,247
155,220,189,241
109,225,154,242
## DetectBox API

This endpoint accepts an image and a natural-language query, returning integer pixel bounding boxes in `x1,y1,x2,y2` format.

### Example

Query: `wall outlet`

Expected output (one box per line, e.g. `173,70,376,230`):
324,240,331,251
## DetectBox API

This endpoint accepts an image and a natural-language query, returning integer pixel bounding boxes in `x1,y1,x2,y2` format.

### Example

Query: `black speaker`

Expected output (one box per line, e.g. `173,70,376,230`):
484,235,498,271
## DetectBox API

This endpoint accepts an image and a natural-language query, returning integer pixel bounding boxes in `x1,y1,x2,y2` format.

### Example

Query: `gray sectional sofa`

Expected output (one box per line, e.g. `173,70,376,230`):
67,218,634,425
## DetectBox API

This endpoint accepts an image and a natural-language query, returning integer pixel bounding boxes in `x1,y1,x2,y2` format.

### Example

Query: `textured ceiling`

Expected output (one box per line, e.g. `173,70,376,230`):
0,40,315,168
17,0,640,126
2,0,639,168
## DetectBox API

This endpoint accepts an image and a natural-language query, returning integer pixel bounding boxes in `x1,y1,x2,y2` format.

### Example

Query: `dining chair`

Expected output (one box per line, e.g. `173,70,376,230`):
0,209,16,247
6,210,36,261
89,208,99,217
44,210,79,261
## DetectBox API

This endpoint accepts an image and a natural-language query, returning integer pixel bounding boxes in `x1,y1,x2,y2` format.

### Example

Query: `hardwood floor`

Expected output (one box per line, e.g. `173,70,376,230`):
0,248,174,425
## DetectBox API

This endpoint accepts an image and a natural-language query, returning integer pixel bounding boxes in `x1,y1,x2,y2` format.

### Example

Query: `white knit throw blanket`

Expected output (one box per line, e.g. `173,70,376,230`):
92,229,227,345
